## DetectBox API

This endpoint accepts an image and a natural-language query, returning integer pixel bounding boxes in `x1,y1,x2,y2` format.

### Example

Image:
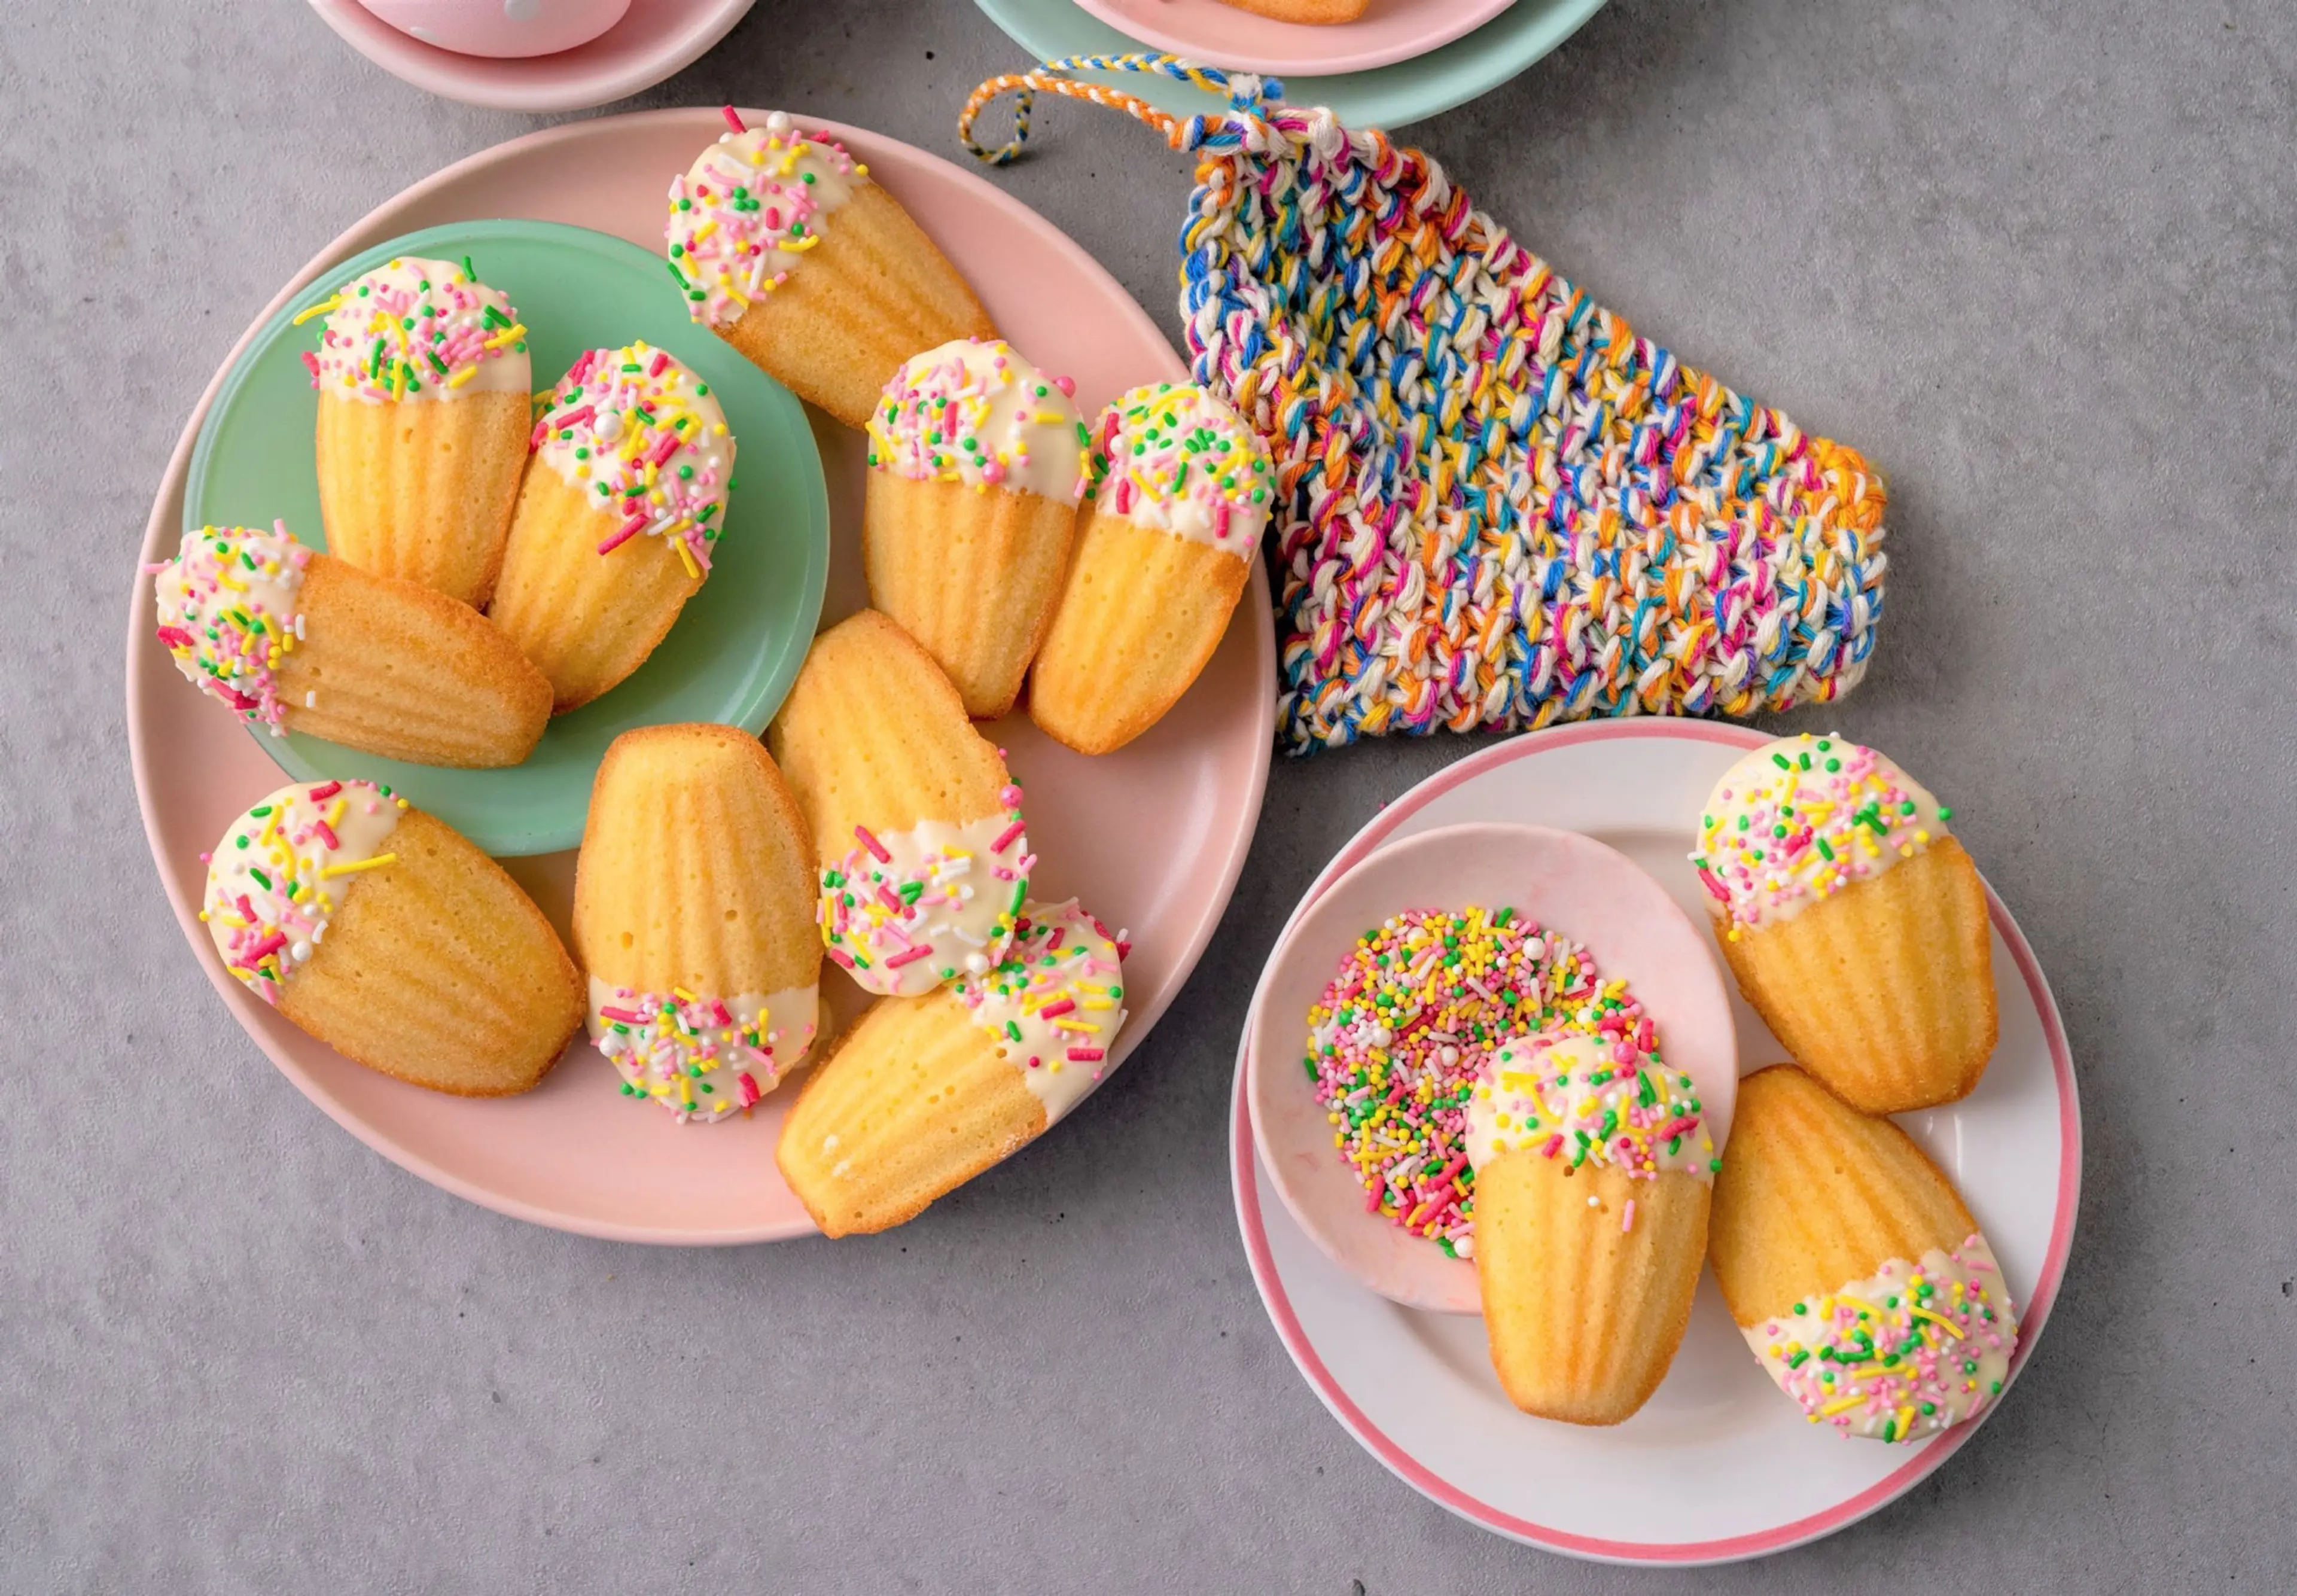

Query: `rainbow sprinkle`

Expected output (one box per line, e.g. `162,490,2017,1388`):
531,342,733,577
1302,906,1650,1257
1745,1234,2019,1442
959,56,1888,753
1692,733,1953,935
819,787,1034,997
149,522,310,734
666,108,867,327
298,255,526,402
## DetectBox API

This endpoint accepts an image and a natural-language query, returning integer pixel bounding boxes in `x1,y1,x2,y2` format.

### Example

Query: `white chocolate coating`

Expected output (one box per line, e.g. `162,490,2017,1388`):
1082,381,1275,553
201,779,406,1006
308,256,530,403
1692,733,1954,934
1465,1034,1717,1184
818,805,1034,998
587,975,818,1123
866,338,1086,503
666,112,867,328
954,898,1126,1124
1742,1233,2019,1442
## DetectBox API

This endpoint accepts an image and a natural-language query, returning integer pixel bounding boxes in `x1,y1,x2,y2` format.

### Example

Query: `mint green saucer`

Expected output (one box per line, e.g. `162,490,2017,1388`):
184,220,829,857
973,0,1607,129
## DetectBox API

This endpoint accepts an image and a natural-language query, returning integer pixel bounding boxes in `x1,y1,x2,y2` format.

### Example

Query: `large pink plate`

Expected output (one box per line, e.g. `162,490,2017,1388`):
128,109,1274,1245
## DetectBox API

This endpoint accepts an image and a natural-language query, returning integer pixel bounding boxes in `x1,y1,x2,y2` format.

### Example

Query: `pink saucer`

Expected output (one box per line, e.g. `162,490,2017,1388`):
1074,0,1517,78
127,109,1274,1244
1244,822,1737,1313
309,0,757,112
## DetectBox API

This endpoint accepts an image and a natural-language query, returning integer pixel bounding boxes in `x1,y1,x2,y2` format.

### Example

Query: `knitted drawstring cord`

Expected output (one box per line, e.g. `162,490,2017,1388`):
961,56,1888,755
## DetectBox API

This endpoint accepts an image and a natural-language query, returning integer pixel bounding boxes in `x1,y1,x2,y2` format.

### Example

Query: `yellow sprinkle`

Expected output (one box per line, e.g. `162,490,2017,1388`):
446,366,477,389
1907,1306,1965,1339
674,540,700,581
319,852,398,879
1819,1393,1869,1417
291,295,346,326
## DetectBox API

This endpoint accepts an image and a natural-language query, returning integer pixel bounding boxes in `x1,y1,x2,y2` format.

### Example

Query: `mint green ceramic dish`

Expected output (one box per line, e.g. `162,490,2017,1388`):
182,220,828,856
972,0,1607,130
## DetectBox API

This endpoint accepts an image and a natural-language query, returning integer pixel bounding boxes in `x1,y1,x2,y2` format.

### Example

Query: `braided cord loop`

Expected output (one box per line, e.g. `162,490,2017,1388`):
963,56,1887,753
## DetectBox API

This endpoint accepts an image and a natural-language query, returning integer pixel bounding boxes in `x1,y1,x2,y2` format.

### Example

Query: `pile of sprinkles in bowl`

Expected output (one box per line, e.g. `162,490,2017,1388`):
1302,906,1650,1259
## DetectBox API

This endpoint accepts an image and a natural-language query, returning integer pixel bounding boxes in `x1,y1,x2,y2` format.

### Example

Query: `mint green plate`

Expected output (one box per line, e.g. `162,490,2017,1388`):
184,220,829,856
973,0,1607,130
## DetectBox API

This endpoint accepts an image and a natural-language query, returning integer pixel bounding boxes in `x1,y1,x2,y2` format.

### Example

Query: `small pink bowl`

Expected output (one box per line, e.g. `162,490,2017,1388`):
1244,823,1738,1314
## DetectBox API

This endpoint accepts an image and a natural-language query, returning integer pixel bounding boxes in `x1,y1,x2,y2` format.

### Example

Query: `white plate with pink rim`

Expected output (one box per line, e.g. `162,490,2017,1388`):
1229,720,2080,1564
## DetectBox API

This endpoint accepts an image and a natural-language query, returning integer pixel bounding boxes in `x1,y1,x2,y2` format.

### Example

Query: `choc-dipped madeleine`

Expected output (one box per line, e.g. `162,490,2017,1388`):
307,255,531,607
1467,1035,1721,1425
767,610,1032,997
152,521,550,768
1709,1065,2020,1443
572,724,821,1121
778,900,1125,1235
862,339,1086,719
203,780,581,1095
667,110,993,431
1693,734,1996,1113
488,342,735,711
1031,382,1275,755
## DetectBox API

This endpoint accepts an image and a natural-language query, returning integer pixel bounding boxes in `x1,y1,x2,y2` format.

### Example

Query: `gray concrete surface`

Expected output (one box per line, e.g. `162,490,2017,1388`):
4,0,2293,1589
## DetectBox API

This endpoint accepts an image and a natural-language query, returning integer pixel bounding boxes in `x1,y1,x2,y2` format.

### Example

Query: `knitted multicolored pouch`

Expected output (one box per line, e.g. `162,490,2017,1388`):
962,56,1888,755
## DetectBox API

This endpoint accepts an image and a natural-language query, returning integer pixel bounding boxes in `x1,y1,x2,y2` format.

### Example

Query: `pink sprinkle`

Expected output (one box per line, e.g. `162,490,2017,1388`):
599,1006,645,1025
1542,1134,1565,1159
1622,1199,1637,1233
648,432,681,467
300,351,320,383
825,946,855,971
313,820,339,850
528,421,550,452
596,514,646,556
885,943,936,968
875,884,904,913
721,105,747,134
854,826,891,863
241,931,287,964
1052,374,1076,397
648,350,670,378
991,820,1026,855
1037,998,1076,1021
309,781,342,800
997,784,1024,808
554,403,597,431
1066,1046,1104,1063
737,1071,761,1107
155,625,195,650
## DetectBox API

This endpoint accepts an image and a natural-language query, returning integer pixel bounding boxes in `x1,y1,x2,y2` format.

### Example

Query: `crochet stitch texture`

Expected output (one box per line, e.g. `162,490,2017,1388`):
964,57,1888,753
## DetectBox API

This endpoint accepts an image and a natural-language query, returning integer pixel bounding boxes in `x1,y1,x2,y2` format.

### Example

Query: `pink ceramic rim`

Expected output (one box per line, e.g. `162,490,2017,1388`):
1072,0,1518,78
127,109,1275,1244
306,0,760,114
1227,718,2082,1563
